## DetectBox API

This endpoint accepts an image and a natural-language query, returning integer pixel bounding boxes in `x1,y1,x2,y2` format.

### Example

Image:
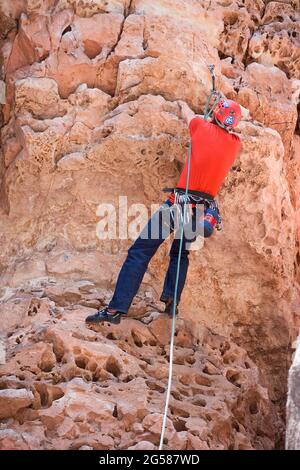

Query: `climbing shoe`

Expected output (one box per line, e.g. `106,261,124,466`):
85,308,124,325
160,296,178,317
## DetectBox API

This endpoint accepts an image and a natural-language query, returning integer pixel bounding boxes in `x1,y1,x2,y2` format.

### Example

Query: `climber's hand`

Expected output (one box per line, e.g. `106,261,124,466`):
177,100,190,114
178,100,195,126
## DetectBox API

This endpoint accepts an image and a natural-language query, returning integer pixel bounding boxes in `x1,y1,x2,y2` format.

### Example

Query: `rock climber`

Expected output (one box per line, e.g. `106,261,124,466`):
86,98,242,325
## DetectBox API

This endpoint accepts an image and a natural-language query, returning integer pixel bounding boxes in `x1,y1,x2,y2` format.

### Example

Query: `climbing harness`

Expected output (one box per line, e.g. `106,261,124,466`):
159,64,222,450
163,188,222,232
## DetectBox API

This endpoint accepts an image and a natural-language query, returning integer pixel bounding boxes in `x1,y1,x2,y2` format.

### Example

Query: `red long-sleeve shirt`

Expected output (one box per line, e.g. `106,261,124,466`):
175,117,241,197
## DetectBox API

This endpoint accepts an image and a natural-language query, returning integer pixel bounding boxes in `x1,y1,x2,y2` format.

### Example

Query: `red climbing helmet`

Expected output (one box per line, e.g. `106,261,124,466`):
213,98,242,129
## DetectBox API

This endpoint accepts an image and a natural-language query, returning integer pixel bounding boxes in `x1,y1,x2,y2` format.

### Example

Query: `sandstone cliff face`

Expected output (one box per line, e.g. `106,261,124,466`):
0,0,299,450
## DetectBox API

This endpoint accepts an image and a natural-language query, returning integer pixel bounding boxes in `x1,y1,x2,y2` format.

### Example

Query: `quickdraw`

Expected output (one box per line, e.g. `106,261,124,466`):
204,64,222,121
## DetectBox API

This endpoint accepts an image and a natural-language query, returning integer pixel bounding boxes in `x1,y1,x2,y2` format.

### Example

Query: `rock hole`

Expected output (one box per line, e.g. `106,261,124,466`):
186,356,195,365
249,402,258,414
218,50,232,61
92,370,101,382
105,356,122,378
143,357,152,365
131,331,143,348
173,418,187,432
102,128,112,138
146,380,165,393
52,342,65,363
123,375,134,383
225,13,238,26
37,386,49,407
178,387,190,397
220,341,231,355
113,404,118,418
171,390,182,401
41,362,54,373
179,374,192,386
195,375,212,387
233,421,240,432
28,304,39,316
232,165,241,172
174,356,185,365
16,336,23,344
75,356,89,370
106,332,116,340
62,25,72,36
226,370,241,388
170,406,190,418
193,397,206,407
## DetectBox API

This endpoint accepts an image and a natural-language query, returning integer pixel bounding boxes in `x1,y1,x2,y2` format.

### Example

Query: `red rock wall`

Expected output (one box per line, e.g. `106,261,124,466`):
0,0,299,450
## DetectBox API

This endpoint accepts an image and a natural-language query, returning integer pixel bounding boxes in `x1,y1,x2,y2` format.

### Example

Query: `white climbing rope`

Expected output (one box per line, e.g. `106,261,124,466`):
159,142,192,450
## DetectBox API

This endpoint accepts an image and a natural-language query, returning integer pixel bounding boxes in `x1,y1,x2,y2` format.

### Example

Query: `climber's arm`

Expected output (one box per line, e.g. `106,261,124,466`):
178,100,203,127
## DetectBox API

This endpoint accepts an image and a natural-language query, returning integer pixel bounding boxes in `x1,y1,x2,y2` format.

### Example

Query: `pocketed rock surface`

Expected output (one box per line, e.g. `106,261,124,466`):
0,299,280,450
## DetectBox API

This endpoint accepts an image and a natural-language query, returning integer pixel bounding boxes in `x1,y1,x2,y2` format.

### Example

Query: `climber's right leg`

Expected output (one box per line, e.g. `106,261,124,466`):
86,200,174,324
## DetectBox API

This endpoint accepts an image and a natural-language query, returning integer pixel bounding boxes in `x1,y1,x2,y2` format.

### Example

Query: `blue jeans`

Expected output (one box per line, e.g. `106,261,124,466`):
108,199,201,314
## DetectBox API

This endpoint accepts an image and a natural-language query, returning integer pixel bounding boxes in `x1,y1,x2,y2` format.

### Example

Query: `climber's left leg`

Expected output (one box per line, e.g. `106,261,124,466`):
160,235,190,315
160,207,198,315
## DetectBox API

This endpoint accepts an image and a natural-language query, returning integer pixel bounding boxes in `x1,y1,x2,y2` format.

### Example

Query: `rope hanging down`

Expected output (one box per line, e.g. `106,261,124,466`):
159,64,220,450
